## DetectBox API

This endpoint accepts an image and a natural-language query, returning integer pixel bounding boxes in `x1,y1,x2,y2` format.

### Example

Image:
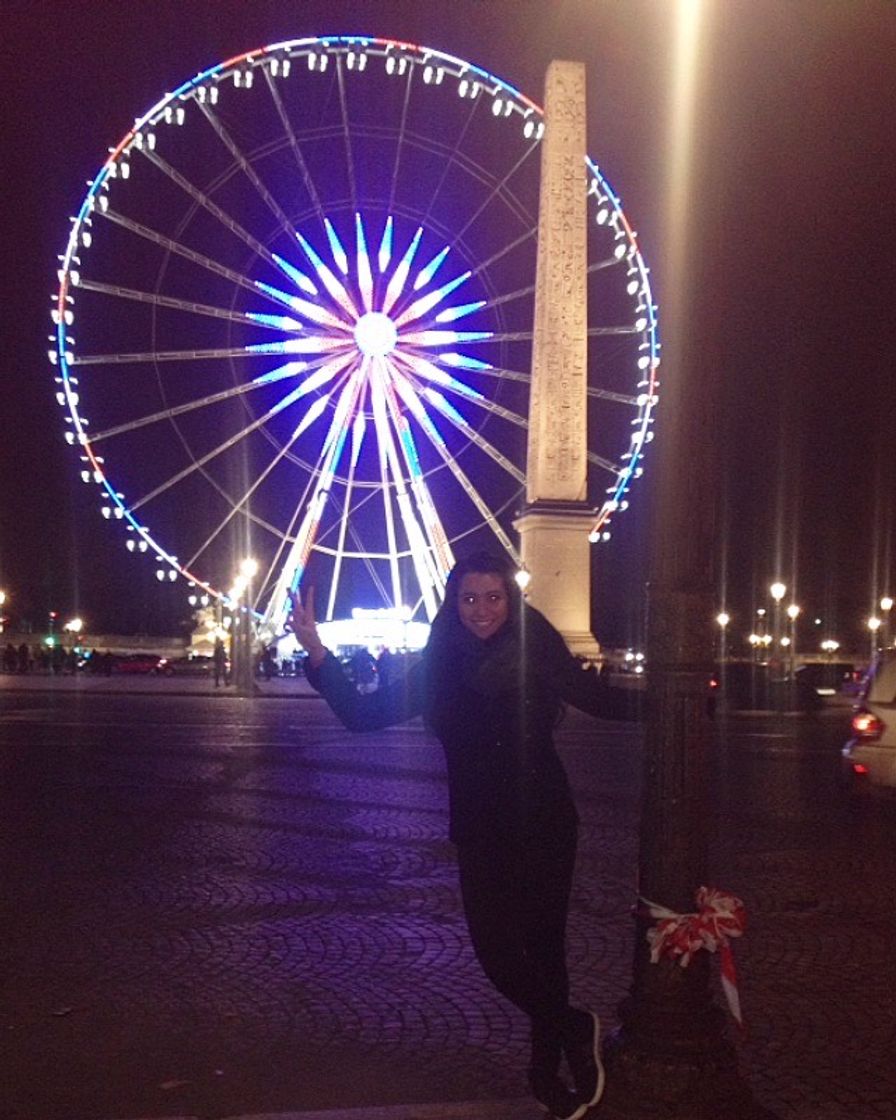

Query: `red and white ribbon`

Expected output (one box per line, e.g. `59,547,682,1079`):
640,886,746,1028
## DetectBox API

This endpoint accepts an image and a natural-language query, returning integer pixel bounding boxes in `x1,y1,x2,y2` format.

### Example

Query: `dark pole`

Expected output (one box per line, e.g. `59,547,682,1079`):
598,4,777,1115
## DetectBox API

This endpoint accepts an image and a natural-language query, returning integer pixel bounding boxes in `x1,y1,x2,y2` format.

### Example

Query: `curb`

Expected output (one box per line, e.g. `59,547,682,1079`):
117,1101,538,1120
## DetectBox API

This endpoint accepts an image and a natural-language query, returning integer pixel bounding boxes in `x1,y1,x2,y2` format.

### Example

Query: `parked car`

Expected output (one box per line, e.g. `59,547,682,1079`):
794,660,858,697
111,652,165,674
157,654,216,676
712,661,822,712
842,649,896,792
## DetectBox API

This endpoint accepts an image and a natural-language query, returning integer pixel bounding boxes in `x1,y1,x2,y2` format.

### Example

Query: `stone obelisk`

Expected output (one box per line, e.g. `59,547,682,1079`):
514,60,600,660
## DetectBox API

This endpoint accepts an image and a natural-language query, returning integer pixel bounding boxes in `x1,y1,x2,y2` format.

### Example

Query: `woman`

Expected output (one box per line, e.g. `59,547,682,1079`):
291,551,620,1120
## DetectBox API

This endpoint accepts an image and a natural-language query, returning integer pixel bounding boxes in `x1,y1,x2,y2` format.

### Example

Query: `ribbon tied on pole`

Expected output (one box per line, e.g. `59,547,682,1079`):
640,886,746,1028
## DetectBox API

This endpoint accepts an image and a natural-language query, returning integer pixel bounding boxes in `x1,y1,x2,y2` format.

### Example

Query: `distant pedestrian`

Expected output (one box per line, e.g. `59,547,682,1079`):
290,551,633,1120
260,645,278,681
213,637,227,688
376,647,397,688
3,642,16,673
17,642,30,674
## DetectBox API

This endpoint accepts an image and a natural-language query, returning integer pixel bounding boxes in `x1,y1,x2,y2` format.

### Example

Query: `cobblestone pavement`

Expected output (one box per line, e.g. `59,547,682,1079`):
0,678,894,1120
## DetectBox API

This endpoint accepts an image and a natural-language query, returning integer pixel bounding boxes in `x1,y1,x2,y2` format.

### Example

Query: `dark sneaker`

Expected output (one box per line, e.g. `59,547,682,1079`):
529,1069,589,1120
562,1009,605,1109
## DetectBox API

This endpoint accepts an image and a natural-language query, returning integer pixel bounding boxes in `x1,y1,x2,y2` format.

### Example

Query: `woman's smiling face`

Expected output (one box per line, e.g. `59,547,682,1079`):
457,572,510,640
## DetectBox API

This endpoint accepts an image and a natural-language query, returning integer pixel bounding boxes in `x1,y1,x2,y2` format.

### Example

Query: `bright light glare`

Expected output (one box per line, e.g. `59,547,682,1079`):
354,311,398,356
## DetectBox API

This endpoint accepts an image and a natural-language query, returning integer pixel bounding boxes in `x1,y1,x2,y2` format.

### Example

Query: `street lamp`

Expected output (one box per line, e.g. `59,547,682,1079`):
0,589,7,634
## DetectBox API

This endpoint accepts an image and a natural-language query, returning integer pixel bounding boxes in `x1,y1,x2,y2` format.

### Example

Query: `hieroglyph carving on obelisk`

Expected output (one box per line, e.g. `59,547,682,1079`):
525,60,587,504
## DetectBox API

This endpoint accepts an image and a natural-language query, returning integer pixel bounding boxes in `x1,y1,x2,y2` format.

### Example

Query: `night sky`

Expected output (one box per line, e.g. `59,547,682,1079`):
1,0,894,650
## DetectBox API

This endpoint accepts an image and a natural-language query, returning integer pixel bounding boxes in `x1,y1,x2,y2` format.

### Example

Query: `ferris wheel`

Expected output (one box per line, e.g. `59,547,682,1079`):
51,35,659,636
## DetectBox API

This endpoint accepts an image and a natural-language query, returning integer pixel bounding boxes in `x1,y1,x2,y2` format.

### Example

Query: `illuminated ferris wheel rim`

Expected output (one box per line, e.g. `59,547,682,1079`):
51,33,660,615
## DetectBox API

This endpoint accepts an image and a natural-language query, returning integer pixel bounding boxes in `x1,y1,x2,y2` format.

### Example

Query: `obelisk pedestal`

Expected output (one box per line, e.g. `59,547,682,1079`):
514,59,600,660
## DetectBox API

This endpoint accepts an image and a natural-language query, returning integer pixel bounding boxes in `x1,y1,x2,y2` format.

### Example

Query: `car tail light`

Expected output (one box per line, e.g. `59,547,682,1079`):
852,708,886,740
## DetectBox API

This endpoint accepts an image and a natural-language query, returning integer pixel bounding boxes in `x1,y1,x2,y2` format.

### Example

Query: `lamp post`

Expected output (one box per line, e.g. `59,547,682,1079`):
785,603,800,677
715,611,729,661
867,616,882,665
880,596,893,649
769,582,786,673
231,558,258,696
755,608,766,664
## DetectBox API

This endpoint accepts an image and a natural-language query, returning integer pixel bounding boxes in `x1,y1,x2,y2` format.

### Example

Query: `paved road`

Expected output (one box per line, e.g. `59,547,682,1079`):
0,679,894,1120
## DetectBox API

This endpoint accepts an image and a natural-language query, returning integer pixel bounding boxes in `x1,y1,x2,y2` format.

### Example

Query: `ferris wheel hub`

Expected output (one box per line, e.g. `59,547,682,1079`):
354,311,398,357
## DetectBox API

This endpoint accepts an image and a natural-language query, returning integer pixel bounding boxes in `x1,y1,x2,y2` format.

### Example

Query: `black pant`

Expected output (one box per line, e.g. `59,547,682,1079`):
456,821,578,1045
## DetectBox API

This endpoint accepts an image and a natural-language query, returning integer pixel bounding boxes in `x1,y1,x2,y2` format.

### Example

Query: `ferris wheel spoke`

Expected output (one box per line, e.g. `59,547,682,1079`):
197,101,297,242
588,450,622,475
393,269,473,330
129,376,329,513
370,380,405,608
183,377,333,574
588,387,639,405
378,360,454,585
88,361,306,442
71,344,311,366
420,95,482,228
471,226,537,283
450,362,528,384
588,325,643,336
487,281,536,309
140,148,280,271
262,67,328,231
401,374,526,485
395,350,527,430
325,454,362,621
75,278,273,329
100,208,265,300
335,59,360,217
388,361,519,567
90,351,347,444
262,366,367,631
588,254,625,275
452,141,540,245
386,62,415,216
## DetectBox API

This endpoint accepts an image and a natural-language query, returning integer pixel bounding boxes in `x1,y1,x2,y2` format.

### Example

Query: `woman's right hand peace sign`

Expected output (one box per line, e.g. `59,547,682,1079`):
288,587,327,665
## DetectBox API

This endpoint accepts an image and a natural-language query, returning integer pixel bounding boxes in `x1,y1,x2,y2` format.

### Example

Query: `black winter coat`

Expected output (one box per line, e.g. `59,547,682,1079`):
304,607,628,845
